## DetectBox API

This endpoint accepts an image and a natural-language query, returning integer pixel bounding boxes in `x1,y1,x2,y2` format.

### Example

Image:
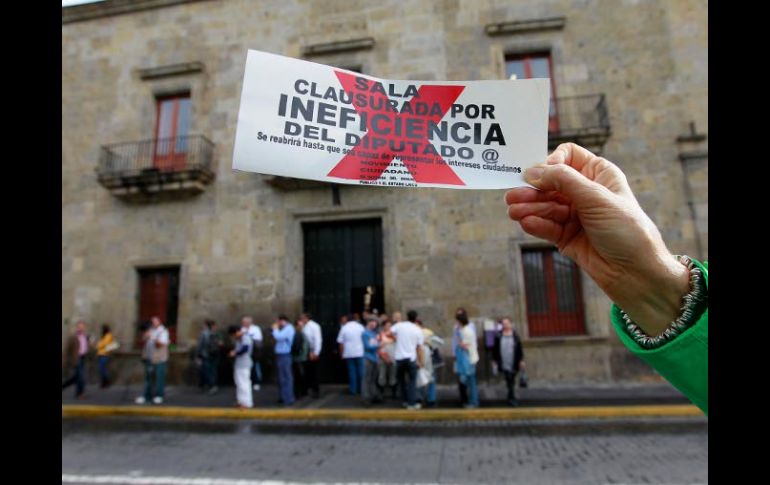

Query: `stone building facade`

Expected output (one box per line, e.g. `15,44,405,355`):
62,0,707,385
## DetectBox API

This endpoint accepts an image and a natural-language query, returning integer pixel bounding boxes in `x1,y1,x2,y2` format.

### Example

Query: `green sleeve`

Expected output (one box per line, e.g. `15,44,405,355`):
610,259,708,415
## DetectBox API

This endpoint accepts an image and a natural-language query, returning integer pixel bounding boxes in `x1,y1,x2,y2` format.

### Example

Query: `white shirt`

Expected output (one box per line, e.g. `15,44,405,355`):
246,324,263,344
461,325,479,365
234,334,253,369
391,321,425,362
303,319,323,356
151,325,170,345
336,321,365,358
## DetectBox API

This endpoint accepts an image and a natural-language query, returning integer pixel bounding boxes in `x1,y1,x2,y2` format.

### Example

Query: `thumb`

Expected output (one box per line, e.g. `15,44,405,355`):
524,163,611,209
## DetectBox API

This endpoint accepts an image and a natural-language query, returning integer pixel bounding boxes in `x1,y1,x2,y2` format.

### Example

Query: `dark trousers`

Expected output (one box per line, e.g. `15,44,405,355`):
62,357,86,397
362,358,381,403
201,357,219,388
503,370,518,402
396,359,418,406
304,359,320,396
97,356,110,387
276,354,294,405
251,359,262,386
293,360,307,398
143,361,167,400
457,378,468,405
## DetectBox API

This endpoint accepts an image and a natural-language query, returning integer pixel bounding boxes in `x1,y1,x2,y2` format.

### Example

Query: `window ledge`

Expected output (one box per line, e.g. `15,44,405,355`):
302,37,375,57
485,16,566,36
522,335,609,347
63,0,213,24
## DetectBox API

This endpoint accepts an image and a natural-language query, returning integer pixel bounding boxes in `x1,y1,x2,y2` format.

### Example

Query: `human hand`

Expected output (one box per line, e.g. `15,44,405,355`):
504,143,690,336
229,350,236,358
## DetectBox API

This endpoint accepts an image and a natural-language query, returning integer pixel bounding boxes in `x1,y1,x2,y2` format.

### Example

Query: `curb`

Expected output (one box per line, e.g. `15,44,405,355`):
62,404,702,421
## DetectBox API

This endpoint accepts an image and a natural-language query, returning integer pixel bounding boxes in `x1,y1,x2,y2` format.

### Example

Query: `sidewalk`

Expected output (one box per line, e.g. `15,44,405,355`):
62,381,689,409
62,381,701,423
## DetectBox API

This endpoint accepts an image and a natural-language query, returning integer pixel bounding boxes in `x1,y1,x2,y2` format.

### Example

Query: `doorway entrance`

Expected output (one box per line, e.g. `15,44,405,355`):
136,266,180,347
302,218,384,383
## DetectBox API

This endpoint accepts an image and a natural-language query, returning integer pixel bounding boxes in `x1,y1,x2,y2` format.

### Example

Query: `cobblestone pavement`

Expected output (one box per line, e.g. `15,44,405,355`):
62,425,707,484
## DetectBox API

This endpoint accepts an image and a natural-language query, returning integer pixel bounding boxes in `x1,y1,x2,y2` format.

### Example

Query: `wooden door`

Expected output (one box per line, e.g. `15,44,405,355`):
302,218,384,383
137,267,180,346
153,95,191,171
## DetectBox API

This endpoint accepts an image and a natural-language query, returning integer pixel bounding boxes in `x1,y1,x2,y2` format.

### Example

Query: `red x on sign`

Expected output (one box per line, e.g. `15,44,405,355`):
327,71,467,186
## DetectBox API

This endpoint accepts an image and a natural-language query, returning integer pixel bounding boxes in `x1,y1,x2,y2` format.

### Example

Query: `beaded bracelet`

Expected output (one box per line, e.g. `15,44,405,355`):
619,255,708,349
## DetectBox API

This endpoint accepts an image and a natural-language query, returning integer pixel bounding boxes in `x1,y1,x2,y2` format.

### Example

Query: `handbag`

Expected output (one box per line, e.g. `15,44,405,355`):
416,367,431,388
105,341,120,352
518,370,528,388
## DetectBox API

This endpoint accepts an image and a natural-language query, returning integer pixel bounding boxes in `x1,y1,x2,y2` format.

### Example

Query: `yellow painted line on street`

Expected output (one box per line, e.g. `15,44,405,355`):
62,404,702,421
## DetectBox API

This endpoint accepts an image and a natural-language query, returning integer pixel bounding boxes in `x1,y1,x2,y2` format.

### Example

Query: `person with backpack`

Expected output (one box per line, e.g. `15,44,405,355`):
291,318,310,399
272,314,295,406
196,319,223,395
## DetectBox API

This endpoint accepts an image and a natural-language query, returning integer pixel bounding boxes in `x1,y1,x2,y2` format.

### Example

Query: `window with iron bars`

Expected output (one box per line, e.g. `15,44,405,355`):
521,248,586,337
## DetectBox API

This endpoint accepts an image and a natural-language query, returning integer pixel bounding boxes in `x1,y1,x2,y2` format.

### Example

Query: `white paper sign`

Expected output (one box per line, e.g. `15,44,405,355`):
233,50,550,189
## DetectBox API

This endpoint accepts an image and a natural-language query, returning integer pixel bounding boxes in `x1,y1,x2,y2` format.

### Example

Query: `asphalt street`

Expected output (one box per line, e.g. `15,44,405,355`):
62,422,708,484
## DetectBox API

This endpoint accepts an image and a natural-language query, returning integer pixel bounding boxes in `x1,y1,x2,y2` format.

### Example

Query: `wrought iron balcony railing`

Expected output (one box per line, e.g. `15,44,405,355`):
549,94,611,151
97,135,215,200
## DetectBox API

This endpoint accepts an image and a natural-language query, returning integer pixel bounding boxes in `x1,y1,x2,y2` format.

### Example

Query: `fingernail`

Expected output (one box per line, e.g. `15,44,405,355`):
525,166,544,183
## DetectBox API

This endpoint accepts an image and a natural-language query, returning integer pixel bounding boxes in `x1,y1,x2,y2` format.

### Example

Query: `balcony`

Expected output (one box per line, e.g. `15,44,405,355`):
549,94,611,153
97,135,215,201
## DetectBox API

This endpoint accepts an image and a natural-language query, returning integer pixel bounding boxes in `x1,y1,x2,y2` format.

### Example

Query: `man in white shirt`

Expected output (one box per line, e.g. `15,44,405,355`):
241,316,263,391
300,312,322,398
390,310,425,410
336,314,365,395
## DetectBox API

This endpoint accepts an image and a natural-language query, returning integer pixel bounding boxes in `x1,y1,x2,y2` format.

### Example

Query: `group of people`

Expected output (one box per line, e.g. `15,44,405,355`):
201,313,323,408
336,309,440,409
62,309,526,411
207,307,526,410
62,321,119,399
452,309,526,408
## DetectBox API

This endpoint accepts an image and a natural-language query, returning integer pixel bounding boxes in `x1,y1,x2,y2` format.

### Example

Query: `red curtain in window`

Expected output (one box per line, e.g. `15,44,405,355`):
522,249,586,337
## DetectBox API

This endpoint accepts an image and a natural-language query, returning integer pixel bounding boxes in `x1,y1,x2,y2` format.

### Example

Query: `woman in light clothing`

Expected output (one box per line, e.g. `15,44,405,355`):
96,324,117,388
454,313,479,408
228,325,253,409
